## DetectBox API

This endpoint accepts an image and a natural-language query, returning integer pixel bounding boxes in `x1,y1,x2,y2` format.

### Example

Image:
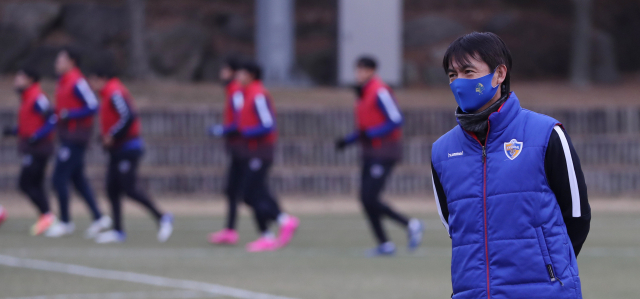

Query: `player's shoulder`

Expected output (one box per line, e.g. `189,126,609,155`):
520,108,559,125
432,125,463,162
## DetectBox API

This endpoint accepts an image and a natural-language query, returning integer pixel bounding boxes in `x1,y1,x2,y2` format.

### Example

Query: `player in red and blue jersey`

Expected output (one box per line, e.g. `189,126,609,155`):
235,60,299,252
208,57,245,245
46,48,111,238
336,56,424,256
87,60,173,244
2,66,57,235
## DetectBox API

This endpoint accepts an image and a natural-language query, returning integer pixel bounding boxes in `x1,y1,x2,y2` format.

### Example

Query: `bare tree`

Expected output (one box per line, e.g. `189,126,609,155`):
570,0,592,87
128,0,150,79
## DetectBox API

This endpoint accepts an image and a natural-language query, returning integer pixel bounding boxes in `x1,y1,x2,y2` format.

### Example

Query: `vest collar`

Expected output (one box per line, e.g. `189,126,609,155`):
457,92,521,145
487,92,521,137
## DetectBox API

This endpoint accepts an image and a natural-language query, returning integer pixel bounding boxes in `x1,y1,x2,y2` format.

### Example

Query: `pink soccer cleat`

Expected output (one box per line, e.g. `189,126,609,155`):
277,215,300,248
246,236,279,252
31,213,56,236
0,205,6,227
208,228,239,245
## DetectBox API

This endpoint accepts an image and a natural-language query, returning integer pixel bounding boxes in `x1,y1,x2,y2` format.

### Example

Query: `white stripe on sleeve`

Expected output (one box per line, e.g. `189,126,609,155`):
76,78,98,109
254,94,273,128
108,92,131,136
554,126,581,217
377,88,402,123
232,91,244,111
35,94,50,111
432,174,450,236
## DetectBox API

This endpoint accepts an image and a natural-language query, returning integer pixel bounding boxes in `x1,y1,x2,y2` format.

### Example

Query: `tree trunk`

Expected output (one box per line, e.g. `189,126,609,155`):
128,0,150,79
570,0,592,87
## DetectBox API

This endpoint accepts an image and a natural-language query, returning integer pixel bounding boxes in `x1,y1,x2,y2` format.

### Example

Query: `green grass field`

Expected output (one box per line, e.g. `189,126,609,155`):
1,209,639,299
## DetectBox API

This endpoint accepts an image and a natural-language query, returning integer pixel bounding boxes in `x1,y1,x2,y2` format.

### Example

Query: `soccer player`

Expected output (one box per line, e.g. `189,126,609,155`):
46,48,111,238
335,56,424,256
87,62,174,244
208,57,244,245
2,66,57,235
431,32,591,298
235,60,299,252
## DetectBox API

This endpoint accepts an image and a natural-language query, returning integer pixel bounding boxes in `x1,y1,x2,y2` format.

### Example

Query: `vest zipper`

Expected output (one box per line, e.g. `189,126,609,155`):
546,264,565,286
483,119,493,299
482,143,490,299
467,123,492,299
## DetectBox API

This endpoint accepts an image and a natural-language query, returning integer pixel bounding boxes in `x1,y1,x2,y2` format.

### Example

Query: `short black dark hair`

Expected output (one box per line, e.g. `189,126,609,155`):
238,60,262,80
443,32,513,94
356,56,377,70
223,56,241,71
19,64,41,82
60,46,82,67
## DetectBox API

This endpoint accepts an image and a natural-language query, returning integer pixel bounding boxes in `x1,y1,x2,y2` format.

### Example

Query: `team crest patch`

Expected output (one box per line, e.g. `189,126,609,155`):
504,139,523,160
475,83,485,94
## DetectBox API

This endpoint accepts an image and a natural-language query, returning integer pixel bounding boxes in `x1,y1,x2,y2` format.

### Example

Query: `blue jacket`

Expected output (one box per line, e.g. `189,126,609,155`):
431,93,582,299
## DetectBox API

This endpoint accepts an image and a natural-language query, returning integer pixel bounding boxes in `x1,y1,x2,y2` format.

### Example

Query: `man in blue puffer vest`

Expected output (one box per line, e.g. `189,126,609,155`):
431,32,591,299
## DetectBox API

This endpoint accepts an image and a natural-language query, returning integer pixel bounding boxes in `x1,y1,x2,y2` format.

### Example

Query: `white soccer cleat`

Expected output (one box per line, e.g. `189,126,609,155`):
45,221,75,238
157,213,174,243
85,216,112,239
95,230,126,244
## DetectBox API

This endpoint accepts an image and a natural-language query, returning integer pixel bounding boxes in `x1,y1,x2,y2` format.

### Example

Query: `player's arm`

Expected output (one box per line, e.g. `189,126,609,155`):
241,94,274,138
30,95,58,143
107,92,135,140
363,88,403,138
223,91,244,135
210,92,244,137
545,126,591,257
62,79,98,119
335,129,363,151
431,162,450,238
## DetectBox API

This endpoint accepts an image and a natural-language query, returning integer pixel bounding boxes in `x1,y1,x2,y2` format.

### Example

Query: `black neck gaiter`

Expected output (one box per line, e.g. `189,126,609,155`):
455,93,510,144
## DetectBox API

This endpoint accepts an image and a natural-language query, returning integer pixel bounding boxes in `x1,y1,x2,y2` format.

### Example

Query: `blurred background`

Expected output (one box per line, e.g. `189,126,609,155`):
1,1,640,299
0,0,639,85
0,0,638,197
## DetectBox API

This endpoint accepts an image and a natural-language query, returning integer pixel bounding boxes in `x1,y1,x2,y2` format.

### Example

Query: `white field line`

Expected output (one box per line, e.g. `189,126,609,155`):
0,254,297,299
4,290,219,299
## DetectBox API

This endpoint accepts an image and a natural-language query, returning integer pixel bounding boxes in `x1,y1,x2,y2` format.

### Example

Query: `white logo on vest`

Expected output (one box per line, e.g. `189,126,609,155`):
504,139,523,160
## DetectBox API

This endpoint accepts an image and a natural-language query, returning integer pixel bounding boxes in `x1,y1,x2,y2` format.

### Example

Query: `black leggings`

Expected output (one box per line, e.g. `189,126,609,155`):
360,158,409,244
242,158,281,234
52,143,101,223
18,154,50,215
224,155,245,230
107,149,162,232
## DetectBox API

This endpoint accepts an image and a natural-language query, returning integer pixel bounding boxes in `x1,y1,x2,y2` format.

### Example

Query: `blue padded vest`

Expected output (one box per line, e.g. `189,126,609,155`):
431,93,582,299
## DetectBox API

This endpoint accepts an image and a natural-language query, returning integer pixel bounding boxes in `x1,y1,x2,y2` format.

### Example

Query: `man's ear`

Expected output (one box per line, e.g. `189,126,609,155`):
496,64,507,85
